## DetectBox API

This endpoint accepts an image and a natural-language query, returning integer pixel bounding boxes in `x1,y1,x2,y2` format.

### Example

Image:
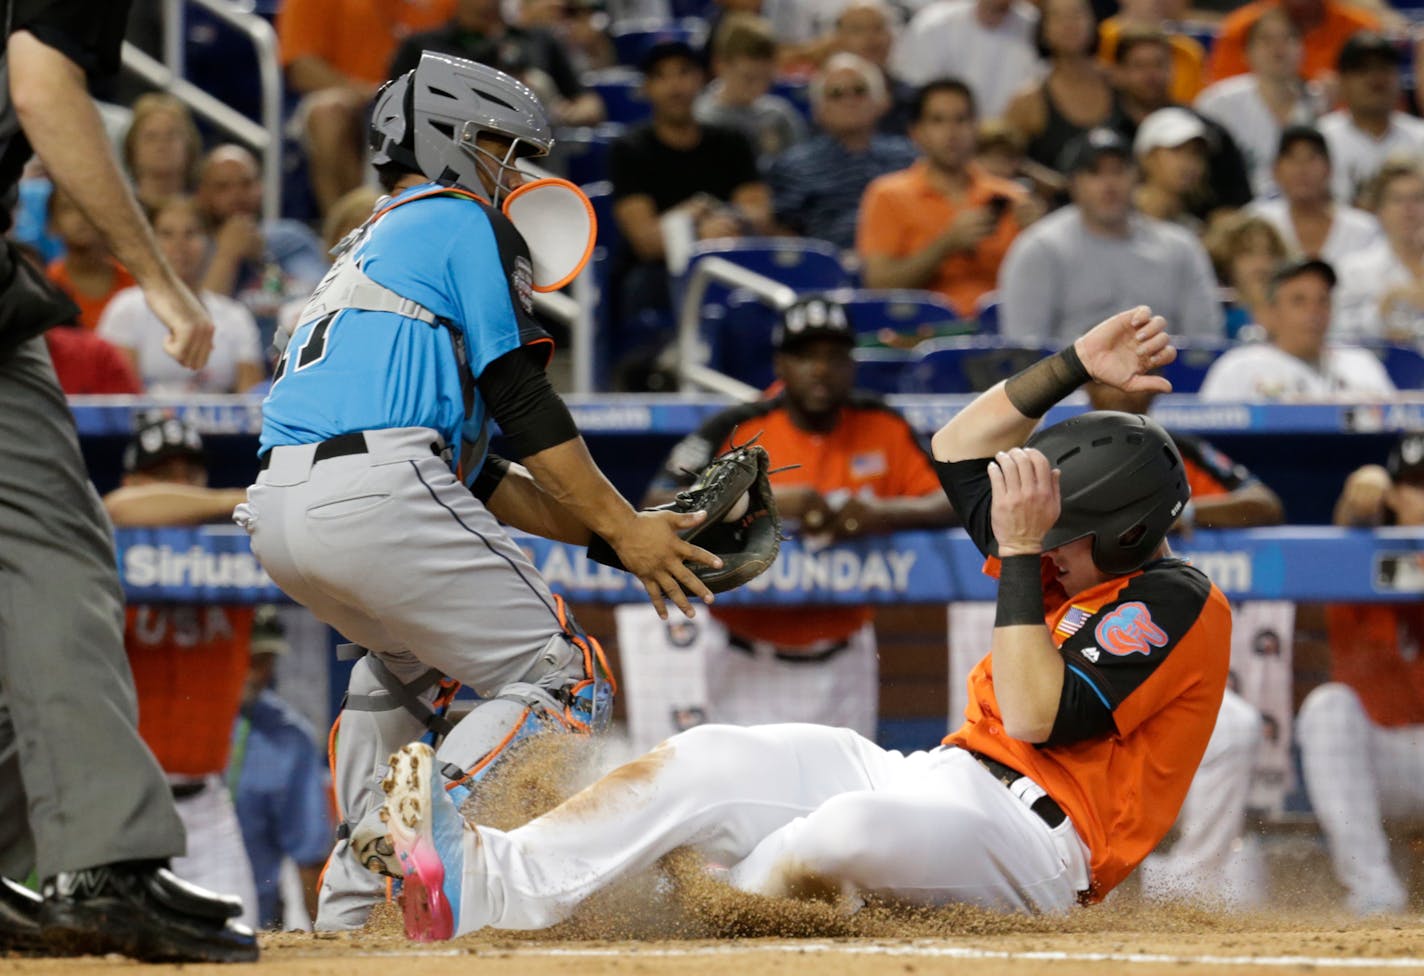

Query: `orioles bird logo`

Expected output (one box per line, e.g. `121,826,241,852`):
1093,602,1168,656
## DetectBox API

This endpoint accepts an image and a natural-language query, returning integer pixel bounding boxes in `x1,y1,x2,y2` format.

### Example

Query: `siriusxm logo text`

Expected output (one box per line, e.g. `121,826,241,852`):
123,544,274,590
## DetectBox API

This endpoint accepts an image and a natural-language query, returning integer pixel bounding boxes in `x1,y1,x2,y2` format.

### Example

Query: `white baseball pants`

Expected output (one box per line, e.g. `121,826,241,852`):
455,723,1090,933
170,776,259,929
1297,682,1424,914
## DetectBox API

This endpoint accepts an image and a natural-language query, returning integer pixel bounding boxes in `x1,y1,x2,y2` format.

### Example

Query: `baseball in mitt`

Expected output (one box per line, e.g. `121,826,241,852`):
650,438,783,593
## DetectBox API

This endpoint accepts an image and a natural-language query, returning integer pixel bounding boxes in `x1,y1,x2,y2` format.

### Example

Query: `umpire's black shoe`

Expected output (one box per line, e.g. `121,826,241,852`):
0,877,46,955
40,862,258,963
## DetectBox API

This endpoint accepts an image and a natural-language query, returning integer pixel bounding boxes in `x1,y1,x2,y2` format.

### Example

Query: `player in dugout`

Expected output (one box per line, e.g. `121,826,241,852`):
620,294,956,741
364,305,1232,940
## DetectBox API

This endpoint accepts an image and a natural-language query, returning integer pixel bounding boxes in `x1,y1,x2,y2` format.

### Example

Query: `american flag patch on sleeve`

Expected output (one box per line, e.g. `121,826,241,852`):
1055,605,1092,639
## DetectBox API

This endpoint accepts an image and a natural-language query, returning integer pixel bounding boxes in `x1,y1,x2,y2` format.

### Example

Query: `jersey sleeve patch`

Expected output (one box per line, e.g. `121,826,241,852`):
1057,561,1212,713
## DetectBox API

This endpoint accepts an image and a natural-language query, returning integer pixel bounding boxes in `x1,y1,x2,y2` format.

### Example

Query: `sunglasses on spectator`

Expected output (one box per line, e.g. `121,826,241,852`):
825,83,870,99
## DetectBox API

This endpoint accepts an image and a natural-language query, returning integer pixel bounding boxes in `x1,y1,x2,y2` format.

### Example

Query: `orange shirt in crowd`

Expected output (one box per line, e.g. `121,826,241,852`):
126,605,253,777
946,558,1231,901
857,161,1026,320
277,0,456,86
1207,0,1379,83
662,393,942,648
1325,603,1424,727
46,258,135,331
1099,18,1206,104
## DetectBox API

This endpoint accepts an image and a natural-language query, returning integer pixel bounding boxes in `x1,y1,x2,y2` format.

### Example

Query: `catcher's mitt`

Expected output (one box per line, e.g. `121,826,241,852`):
654,438,783,593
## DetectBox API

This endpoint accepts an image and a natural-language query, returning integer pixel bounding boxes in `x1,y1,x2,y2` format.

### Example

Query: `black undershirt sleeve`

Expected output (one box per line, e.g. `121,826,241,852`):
933,457,996,557
477,346,580,459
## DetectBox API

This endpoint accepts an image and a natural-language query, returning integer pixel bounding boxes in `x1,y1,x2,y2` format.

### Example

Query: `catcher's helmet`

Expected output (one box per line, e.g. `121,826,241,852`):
1026,410,1189,575
369,52,553,202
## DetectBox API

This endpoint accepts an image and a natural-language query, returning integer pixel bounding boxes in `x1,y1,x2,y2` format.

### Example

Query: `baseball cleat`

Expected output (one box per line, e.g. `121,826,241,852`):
382,743,469,941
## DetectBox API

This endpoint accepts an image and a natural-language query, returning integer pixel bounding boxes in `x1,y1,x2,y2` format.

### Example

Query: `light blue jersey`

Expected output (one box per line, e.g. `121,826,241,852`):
260,183,548,479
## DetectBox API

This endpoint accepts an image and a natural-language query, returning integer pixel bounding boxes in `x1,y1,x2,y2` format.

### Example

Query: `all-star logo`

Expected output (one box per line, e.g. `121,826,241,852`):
513,256,534,315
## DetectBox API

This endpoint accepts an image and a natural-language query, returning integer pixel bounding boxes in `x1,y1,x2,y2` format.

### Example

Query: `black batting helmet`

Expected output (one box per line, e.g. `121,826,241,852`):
1026,410,1189,575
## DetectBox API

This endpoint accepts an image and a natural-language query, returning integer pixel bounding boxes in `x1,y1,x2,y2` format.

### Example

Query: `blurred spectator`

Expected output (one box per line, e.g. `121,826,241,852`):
98,197,264,393
1004,0,1126,173
1194,8,1324,199
623,295,955,741
44,187,135,331
830,2,918,135
1113,29,1254,218
1198,257,1395,399
695,14,808,165
195,145,329,353
1248,124,1381,267
1207,0,1380,85
1204,211,1290,338
858,79,1032,318
388,0,604,127
277,0,455,216
120,93,202,211
1085,380,1282,909
1333,160,1424,341
1132,106,1210,230
891,0,1040,121
1318,32,1424,205
518,0,617,73
609,40,770,345
101,413,260,928
1297,433,1424,916
768,53,915,249
1098,0,1204,103
998,127,1222,341
227,608,333,931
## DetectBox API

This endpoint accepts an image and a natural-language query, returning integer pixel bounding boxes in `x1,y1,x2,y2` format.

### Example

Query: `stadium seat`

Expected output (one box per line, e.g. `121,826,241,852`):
1159,338,1232,394
973,291,1000,334
552,123,626,187
1376,343,1424,389
585,67,651,125
682,237,851,297
854,347,916,394
901,337,1055,394
840,290,963,340
610,18,710,68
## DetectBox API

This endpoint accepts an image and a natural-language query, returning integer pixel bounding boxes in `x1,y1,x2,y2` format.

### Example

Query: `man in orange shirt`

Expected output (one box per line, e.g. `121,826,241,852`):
1296,432,1424,915
858,78,1034,321
1099,0,1206,105
102,413,261,928
277,0,455,214
1207,0,1379,84
618,295,955,744
366,305,1232,941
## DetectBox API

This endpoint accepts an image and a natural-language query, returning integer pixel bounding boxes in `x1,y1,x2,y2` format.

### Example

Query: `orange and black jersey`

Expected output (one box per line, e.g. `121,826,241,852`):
1171,432,1256,500
936,455,1231,899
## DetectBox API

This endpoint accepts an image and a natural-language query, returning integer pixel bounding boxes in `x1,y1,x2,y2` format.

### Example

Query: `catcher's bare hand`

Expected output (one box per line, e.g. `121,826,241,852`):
1075,306,1176,395
989,447,1061,556
610,510,722,620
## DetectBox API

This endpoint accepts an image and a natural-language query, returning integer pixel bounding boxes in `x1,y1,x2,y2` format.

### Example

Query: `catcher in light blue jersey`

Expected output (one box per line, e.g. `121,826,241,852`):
236,51,720,932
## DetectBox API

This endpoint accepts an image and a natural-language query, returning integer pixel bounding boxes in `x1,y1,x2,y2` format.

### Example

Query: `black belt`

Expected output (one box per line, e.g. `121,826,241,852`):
170,781,206,800
727,634,850,664
968,751,1067,828
258,431,370,471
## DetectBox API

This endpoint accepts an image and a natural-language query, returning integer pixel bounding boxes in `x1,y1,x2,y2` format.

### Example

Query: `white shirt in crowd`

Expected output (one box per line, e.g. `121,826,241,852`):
1198,341,1396,400
1332,240,1417,341
1247,195,1382,269
98,286,263,394
1318,109,1424,205
890,0,1040,120
1193,75,1322,199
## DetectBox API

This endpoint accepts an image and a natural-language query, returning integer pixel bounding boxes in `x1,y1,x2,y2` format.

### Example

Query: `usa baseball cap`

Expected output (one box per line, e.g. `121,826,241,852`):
122,410,206,474
773,295,854,353
1388,432,1424,484
1133,107,1208,158
1058,127,1132,175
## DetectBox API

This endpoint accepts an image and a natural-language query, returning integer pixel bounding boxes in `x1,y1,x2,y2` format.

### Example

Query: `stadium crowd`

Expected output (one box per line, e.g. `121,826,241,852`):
16,0,1424,931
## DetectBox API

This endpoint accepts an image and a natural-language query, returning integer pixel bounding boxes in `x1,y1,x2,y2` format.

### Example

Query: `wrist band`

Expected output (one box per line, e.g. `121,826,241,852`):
586,533,627,572
1004,343,1092,419
996,554,1045,627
